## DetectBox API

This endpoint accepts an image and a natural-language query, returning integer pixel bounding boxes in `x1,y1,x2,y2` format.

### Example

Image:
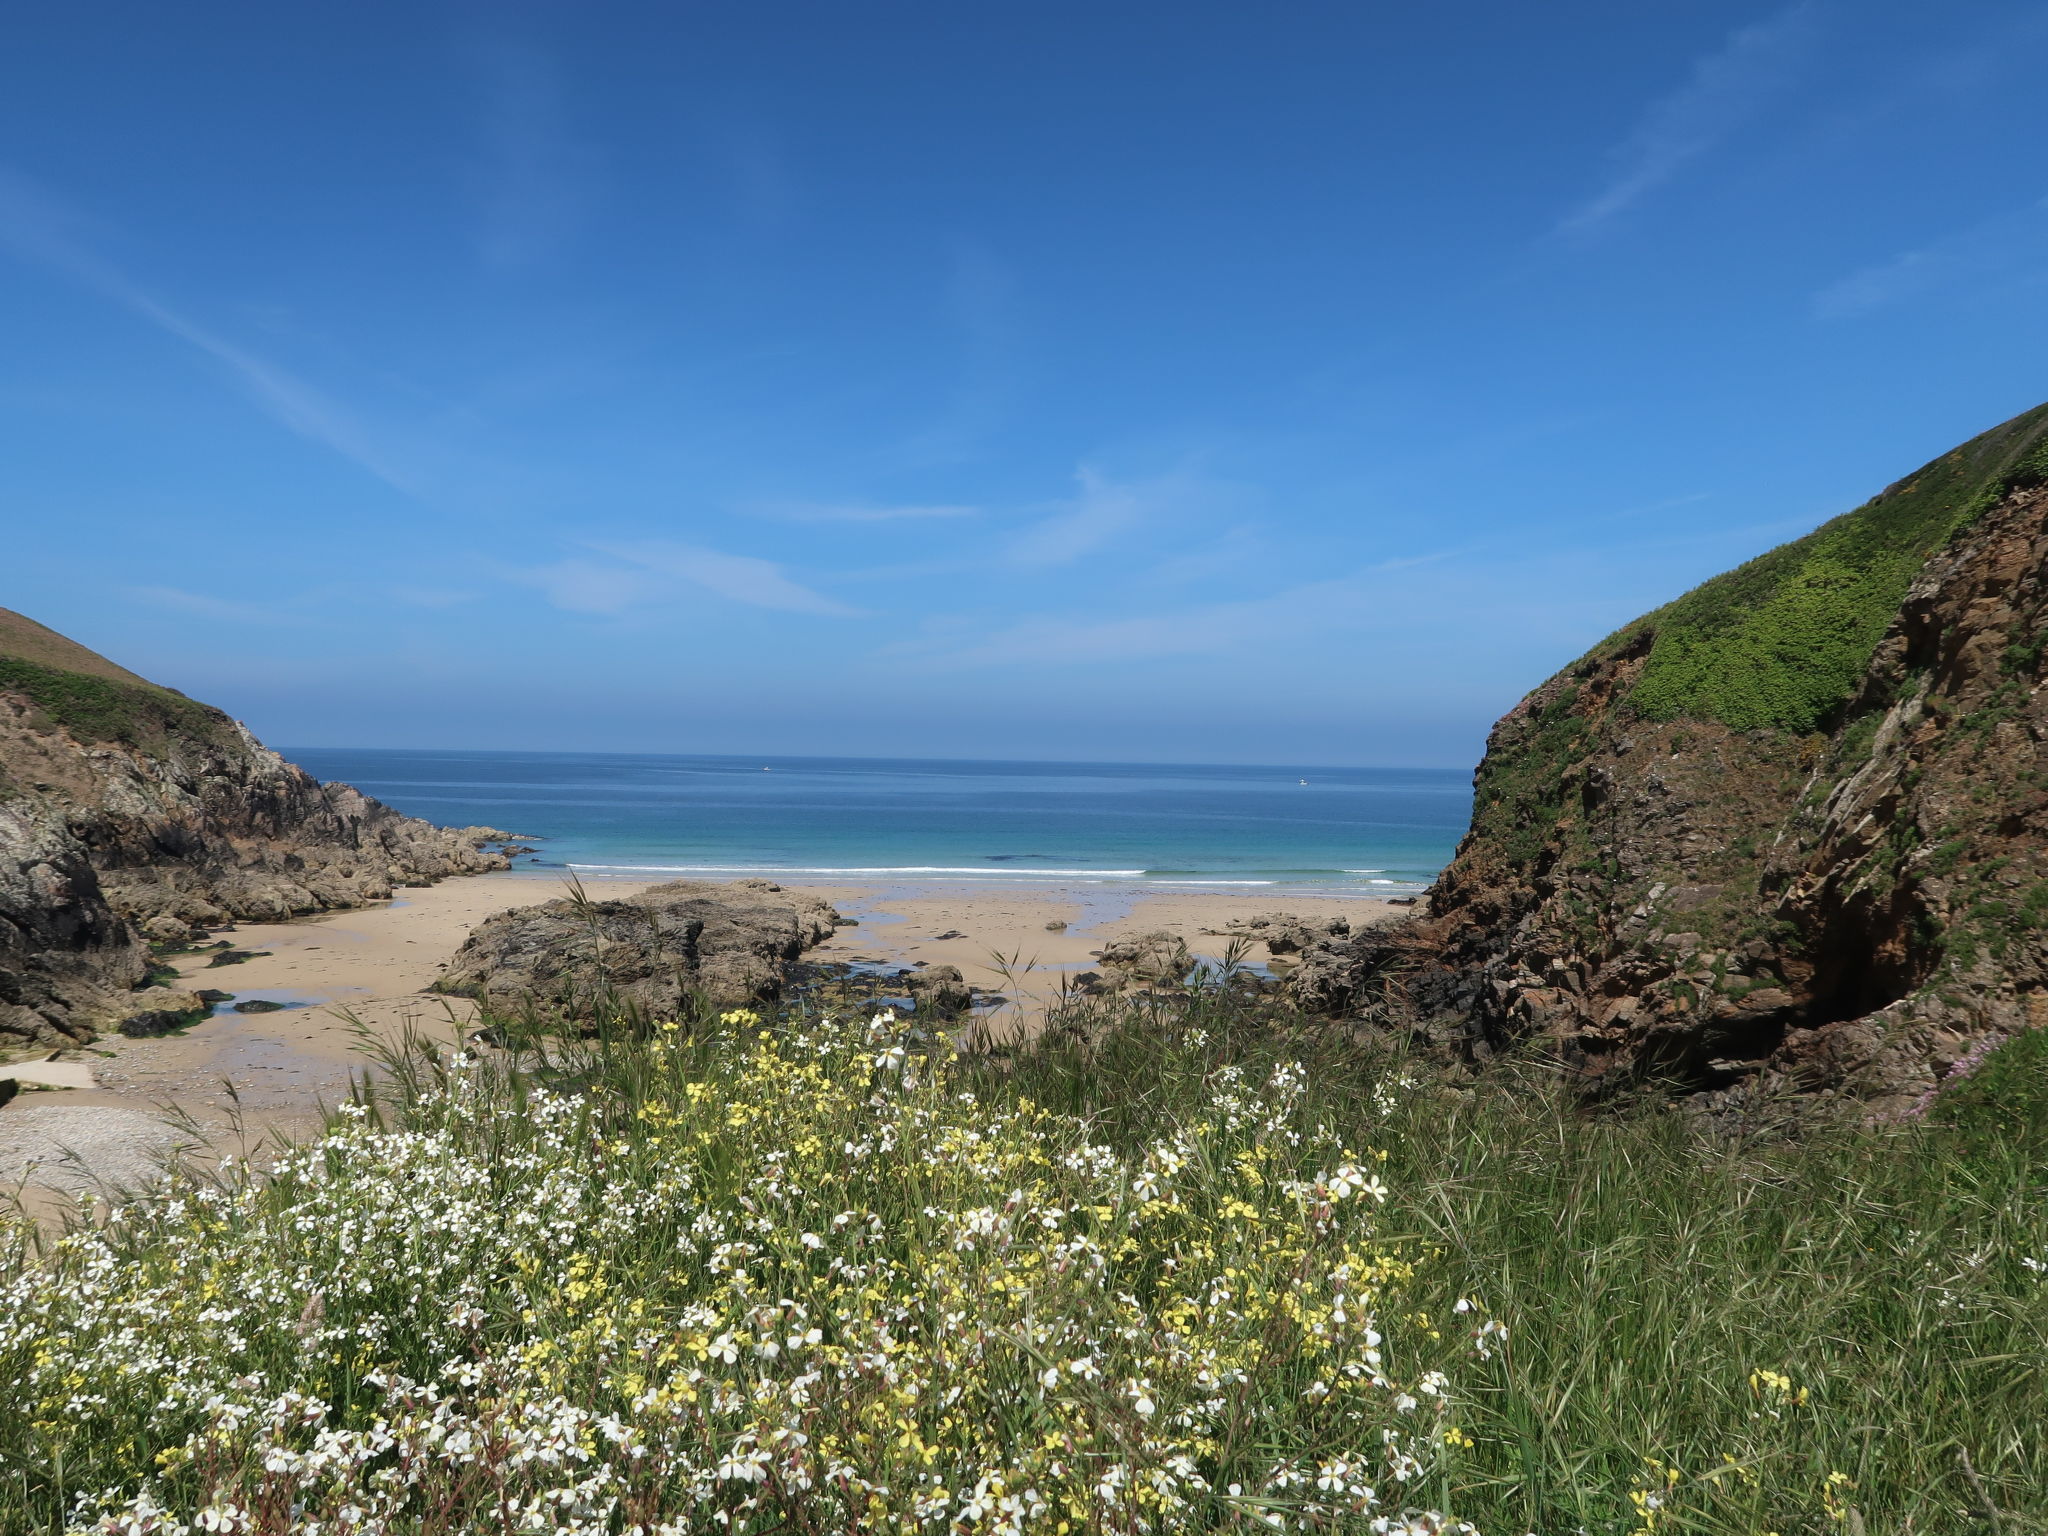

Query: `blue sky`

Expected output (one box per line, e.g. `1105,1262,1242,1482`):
4,1,2047,767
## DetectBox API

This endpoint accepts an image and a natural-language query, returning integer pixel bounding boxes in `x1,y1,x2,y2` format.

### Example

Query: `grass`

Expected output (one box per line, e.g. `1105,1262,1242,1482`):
1619,401,2048,734
3,980,2044,1534
0,654,232,751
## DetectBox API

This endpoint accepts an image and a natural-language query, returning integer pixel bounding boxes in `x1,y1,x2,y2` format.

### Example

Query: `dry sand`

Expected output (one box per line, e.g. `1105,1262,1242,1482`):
2,871,1397,1201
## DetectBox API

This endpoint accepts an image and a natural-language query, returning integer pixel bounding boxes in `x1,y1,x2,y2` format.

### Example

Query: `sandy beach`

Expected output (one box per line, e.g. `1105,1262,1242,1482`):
2,872,1396,1199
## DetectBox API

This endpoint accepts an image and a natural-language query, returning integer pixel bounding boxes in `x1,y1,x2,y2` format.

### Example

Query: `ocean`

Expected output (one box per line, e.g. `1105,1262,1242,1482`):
284,749,1473,897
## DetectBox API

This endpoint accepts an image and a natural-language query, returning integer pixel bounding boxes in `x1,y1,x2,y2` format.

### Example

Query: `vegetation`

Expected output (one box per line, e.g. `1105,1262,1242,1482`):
0,654,229,750
1623,403,2048,734
3,981,2044,1535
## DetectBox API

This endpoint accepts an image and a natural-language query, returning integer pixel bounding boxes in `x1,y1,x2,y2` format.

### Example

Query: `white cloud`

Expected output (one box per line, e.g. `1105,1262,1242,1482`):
1003,467,1168,569
128,585,312,626
1814,196,2048,318
895,555,1451,669
522,542,865,618
750,500,980,524
388,585,481,609
1557,1,1823,236
0,166,419,493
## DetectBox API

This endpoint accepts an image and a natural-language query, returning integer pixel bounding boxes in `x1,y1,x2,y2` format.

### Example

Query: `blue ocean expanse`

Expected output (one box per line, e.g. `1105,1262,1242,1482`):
285,750,1474,896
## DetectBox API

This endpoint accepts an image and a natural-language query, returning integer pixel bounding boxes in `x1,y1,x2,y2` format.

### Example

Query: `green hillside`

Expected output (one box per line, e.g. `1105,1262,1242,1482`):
1620,403,2048,733
0,607,229,748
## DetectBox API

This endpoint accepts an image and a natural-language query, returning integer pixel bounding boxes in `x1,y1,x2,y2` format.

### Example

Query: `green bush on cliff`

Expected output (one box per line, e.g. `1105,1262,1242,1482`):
0,654,227,749
1626,403,2048,733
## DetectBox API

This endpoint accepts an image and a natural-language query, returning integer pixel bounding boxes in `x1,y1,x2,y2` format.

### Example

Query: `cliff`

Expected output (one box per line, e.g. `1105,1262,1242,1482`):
0,609,511,1049
1297,402,2048,1112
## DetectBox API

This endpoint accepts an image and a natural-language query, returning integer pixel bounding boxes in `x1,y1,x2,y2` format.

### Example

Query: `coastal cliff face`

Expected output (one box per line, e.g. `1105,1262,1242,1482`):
0,609,510,1048
1301,403,2048,1112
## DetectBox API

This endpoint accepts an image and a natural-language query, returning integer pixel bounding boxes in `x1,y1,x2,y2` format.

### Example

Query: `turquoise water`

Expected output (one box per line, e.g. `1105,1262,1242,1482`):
284,749,1472,897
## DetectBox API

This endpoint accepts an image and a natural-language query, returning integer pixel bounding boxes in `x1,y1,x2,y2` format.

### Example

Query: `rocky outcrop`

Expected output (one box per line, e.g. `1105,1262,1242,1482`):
906,964,975,1016
1219,911,1354,955
1,608,513,1049
1302,402,2048,1114
1091,931,1195,991
438,879,840,1017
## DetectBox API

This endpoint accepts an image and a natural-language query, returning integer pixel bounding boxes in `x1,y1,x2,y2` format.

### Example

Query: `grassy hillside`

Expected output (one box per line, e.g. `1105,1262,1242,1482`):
1623,403,2048,733
0,607,230,749
5,984,2042,1533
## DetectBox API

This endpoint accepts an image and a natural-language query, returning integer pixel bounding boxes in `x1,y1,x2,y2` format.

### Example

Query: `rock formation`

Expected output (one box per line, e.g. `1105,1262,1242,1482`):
1090,931,1195,991
1,608,512,1048
1300,402,2048,1113
906,963,975,1016
437,879,840,1017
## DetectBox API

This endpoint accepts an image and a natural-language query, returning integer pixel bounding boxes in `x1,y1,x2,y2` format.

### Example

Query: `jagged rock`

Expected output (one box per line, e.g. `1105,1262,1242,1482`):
1095,931,1194,989
906,963,974,1015
1044,920,1067,932
0,606,516,1049
438,879,840,1016
1222,912,1350,954
1309,402,2048,1113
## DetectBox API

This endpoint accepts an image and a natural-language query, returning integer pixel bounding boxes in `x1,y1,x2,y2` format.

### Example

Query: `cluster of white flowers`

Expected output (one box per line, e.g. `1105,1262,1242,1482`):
4,1009,1501,1535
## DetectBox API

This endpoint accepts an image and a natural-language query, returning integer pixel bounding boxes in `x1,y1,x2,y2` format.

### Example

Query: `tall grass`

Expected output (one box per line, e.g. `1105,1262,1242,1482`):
1003,996,2048,1533
2,979,2043,1534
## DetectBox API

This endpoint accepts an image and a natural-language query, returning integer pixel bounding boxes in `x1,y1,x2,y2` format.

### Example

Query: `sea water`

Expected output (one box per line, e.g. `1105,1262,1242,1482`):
283,749,1472,897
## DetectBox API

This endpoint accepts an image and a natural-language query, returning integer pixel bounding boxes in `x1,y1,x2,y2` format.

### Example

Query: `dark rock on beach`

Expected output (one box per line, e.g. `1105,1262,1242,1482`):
906,963,974,1015
115,988,209,1037
437,878,841,1016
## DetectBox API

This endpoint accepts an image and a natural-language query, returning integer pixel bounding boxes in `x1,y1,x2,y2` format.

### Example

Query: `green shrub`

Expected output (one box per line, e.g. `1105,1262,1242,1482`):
0,655,226,749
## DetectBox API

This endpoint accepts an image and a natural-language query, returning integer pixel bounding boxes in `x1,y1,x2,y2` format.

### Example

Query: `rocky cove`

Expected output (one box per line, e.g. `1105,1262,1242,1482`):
10,401,2048,1122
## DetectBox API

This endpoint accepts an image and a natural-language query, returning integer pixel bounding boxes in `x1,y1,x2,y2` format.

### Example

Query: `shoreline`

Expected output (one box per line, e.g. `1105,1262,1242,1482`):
2,869,1402,1199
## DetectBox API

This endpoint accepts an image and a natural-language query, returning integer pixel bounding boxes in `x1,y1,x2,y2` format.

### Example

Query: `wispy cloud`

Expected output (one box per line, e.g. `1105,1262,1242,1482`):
0,166,419,493
895,555,1451,669
749,500,979,524
1004,466,1252,570
468,36,590,271
521,541,864,617
1003,468,1160,569
128,585,315,626
1557,1,1823,236
900,238,1020,465
388,585,481,609
1814,196,2048,318
725,124,799,232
